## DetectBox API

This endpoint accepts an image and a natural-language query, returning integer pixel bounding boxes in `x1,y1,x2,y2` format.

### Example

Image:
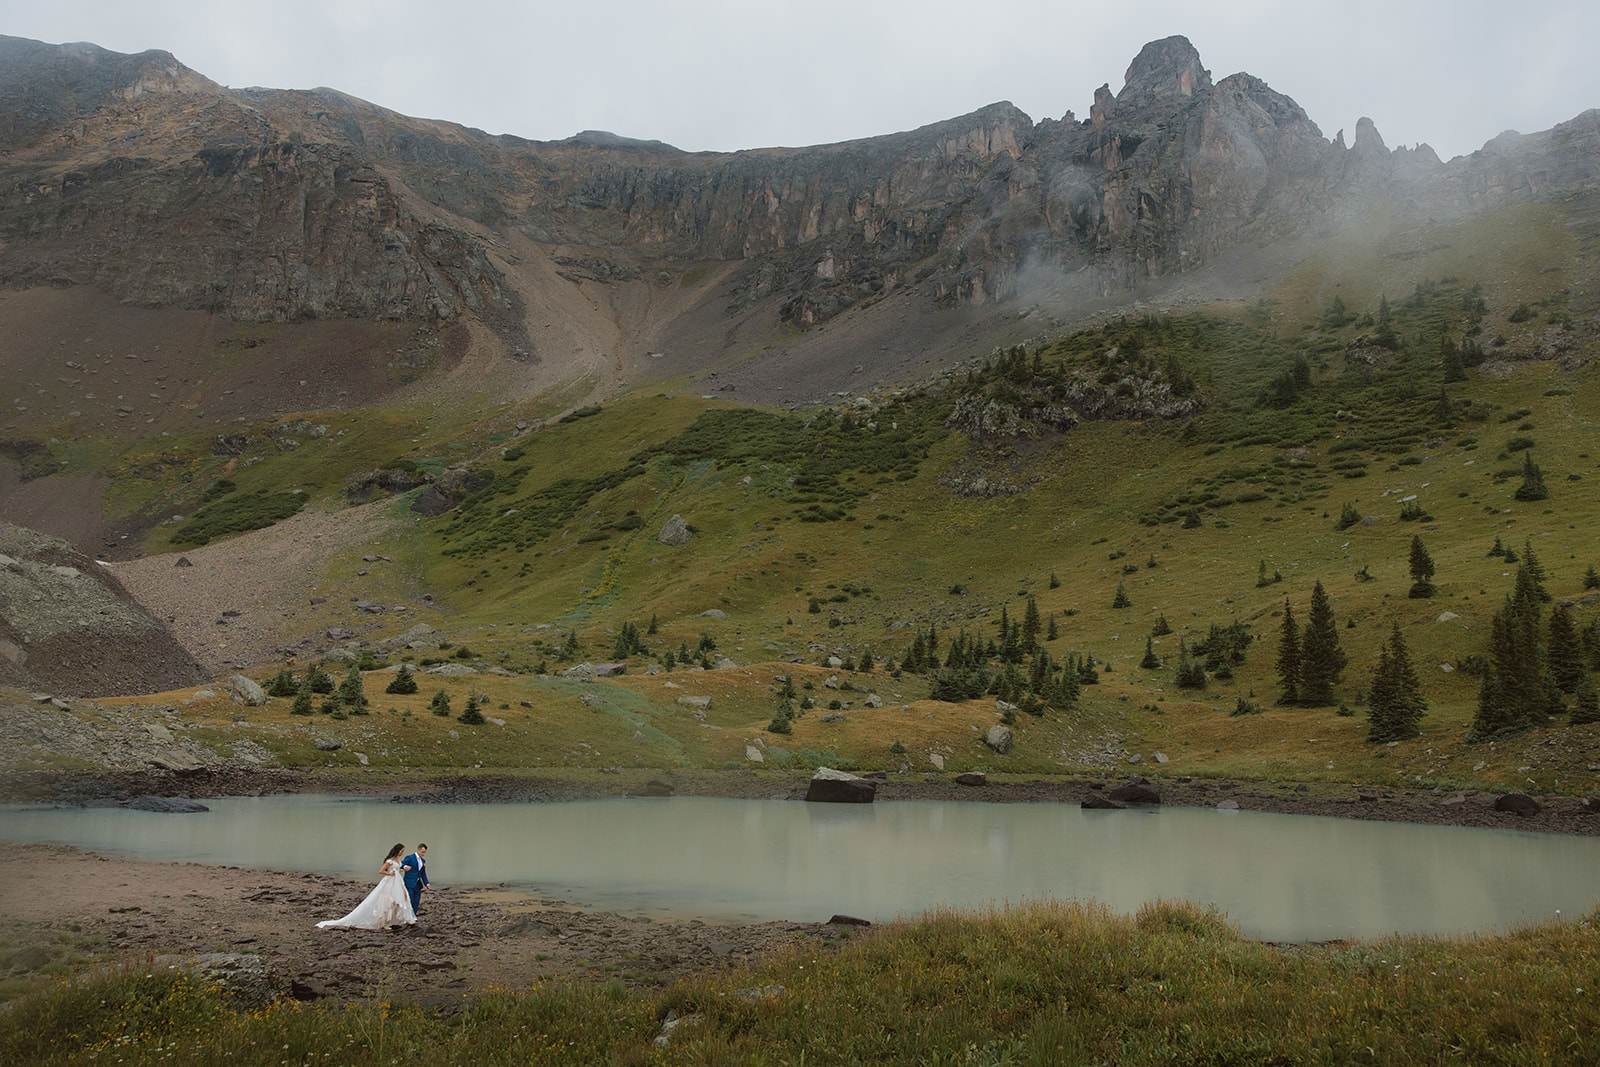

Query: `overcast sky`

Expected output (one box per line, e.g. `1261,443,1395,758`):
3,0,1597,161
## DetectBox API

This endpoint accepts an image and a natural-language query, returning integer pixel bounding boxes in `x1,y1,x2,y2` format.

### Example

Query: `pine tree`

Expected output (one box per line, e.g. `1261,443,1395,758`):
337,666,368,709
1021,596,1041,653
457,694,486,725
1514,452,1548,501
1441,336,1466,384
1276,600,1302,705
1111,581,1131,609
385,663,419,695
1046,616,1060,642
1174,638,1206,690
266,667,298,698
1299,581,1347,706
1471,574,1553,739
1151,613,1172,637
1547,603,1586,694
1140,636,1161,670
1571,675,1600,726
429,689,452,716
290,684,315,716
1518,541,1550,602
1584,564,1600,591
767,699,794,734
306,664,334,694
1367,620,1427,742
1408,535,1436,598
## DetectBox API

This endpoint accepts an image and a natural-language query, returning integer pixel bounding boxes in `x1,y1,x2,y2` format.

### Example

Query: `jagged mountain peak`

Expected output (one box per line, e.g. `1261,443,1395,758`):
1119,34,1212,105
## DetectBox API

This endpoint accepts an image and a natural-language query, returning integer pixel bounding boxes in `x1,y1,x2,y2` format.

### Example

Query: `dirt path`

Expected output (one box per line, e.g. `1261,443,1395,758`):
3,842,856,1007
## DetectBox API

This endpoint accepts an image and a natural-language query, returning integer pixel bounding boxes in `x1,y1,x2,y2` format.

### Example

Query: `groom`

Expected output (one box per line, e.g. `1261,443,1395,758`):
402,843,430,917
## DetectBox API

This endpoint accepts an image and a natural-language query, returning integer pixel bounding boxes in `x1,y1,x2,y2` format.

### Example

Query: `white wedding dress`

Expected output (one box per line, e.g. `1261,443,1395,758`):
316,858,417,929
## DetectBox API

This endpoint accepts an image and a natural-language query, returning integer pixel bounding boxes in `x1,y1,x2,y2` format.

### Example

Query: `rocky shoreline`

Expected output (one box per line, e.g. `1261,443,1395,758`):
5,764,1598,836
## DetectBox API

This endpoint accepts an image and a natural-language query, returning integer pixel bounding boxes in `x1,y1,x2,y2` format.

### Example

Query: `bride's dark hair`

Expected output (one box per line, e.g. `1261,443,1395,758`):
386,843,405,860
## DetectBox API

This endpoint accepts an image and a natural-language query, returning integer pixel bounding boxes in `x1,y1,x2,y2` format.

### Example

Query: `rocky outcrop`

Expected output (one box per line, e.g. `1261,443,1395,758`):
0,521,208,695
2,32,1593,355
804,767,876,803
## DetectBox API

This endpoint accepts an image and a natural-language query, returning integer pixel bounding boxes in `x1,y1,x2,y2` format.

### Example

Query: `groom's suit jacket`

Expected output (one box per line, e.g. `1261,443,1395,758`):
403,853,429,890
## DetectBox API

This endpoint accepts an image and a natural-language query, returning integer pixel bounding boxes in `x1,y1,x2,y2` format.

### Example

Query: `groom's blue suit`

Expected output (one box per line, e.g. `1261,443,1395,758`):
402,851,429,914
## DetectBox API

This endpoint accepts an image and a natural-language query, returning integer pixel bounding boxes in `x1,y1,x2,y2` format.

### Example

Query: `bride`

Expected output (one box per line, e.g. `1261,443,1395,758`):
316,843,417,930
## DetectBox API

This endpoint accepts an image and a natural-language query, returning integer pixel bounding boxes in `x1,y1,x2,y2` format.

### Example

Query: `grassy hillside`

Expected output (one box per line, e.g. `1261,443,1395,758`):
49,255,1598,796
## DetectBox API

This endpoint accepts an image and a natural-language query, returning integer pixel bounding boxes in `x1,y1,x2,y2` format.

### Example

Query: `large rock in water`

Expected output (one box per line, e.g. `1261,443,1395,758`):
1107,781,1162,805
805,767,876,803
0,522,208,696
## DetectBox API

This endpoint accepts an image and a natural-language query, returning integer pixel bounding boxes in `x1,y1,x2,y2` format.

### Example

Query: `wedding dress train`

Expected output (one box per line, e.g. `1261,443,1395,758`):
316,858,417,929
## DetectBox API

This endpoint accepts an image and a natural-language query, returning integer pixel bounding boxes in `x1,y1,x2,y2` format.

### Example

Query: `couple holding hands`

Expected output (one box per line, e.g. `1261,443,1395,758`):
316,842,431,930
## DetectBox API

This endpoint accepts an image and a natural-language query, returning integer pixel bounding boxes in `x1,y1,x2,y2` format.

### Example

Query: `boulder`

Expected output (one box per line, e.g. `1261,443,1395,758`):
1081,795,1126,810
640,776,675,797
658,514,692,546
955,771,987,787
1493,792,1542,816
1107,782,1161,805
983,724,1013,754
227,674,267,706
804,767,876,803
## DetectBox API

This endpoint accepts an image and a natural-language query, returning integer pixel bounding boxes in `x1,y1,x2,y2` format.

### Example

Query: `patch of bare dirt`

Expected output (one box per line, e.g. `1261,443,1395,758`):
1,842,859,1006
107,502,413,674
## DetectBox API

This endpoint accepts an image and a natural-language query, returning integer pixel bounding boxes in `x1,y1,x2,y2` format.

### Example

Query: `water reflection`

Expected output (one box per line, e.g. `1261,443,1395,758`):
3,795,1595,940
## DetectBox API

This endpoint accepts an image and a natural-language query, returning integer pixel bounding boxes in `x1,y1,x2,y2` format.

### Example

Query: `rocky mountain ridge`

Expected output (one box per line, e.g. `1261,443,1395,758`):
2,33,1596,402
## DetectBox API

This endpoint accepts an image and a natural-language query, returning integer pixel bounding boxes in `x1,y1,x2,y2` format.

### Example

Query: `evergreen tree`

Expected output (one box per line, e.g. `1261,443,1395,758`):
266,667,298,698
1151,613,1172,637
1111,581,1131,609
1048,571,1061,589
1584,564,1600,591
1046,616,1060,642
1518,541,1550,602
1408,535,1436,598
1174,638,1206,690
337,665,368,709
1441,337,1466,383
1571,675,1600,726
767,699,794,734
385,663,419,695
1021,596,1041,653
429,689,452,716
1471,571,1555,739
1367,620,1427,742
1547,603,1586,694
1299,581,1347,705
1276,600,1301,706
1140,636,1162,670
306,664,335,694
457,694,486,725
1514,452,1548,501
290,684,315,716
